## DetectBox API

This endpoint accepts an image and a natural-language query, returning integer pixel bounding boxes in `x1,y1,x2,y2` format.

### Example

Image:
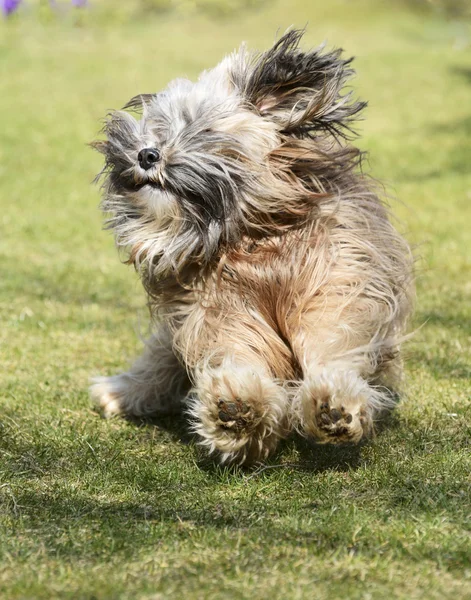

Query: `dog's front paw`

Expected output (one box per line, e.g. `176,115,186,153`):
294,370,373,444
189,366,289,465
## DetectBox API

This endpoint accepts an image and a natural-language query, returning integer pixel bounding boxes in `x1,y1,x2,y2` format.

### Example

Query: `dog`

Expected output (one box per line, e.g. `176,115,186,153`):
90,30,414,465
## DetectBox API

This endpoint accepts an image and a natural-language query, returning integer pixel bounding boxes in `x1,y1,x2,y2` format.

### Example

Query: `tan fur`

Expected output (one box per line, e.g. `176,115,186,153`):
91,32,414,464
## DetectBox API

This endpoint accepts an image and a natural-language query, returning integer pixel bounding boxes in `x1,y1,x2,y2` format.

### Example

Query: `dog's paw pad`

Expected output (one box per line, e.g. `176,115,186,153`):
217,397,257,432
315,402,365,443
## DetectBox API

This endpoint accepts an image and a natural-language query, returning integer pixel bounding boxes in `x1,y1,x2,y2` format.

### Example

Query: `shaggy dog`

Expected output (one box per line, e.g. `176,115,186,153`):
91,30,414,465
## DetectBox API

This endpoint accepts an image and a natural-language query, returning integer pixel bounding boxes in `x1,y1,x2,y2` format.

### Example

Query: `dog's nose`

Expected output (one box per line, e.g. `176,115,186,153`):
138,147,160,170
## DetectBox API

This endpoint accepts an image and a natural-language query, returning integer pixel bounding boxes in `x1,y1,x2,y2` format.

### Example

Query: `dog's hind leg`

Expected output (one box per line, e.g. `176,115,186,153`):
90,325,190,418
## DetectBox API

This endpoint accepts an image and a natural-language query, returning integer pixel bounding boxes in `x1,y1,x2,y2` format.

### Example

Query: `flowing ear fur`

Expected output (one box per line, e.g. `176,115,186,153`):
122,94,157,111
233,29,366,139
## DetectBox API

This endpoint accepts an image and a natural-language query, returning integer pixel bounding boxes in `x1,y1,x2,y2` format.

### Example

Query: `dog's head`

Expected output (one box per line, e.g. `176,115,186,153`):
93,30,365,285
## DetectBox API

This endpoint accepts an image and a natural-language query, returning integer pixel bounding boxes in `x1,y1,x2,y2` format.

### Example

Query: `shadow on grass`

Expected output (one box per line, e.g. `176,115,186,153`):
2,401,470,572
396,113,471,182
127,410,370,475
124,404,412,480
412,353,471,379
411,308,471,379
451,65,471,84
419,309,471,337
3,461,470,569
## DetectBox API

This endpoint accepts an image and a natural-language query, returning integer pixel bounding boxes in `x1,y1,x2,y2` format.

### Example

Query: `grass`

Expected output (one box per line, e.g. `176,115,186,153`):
0,1,470,598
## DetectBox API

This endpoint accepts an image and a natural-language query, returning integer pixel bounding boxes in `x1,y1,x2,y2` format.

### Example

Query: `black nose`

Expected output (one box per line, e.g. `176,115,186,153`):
138,147,160,170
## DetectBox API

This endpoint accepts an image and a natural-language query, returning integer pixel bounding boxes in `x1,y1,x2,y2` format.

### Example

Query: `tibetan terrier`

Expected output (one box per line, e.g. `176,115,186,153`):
91,30,414,464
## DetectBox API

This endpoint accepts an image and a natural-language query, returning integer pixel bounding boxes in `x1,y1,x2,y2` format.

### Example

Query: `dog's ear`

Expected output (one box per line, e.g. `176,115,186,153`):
233,30,366,139
122,94,156,111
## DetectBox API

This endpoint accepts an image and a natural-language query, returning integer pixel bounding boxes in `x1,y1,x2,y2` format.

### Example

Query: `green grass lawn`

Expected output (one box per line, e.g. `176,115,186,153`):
1,1,470,598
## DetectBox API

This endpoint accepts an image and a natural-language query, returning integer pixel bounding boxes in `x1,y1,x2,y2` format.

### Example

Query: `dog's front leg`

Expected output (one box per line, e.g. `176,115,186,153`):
91,324,190,418
188,356,289,465
293,366,378,444
290,334,398,445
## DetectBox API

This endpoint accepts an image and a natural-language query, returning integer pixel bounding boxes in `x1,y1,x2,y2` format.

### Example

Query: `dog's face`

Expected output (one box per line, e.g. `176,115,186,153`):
94,30,364,283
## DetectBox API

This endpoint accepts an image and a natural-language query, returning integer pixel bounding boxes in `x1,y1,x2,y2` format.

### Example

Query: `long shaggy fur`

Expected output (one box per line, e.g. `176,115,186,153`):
90,30,414,465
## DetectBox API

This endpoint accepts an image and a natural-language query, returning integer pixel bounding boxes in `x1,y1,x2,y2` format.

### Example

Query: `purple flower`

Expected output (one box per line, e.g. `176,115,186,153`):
2,0,21,16
71,0,87,6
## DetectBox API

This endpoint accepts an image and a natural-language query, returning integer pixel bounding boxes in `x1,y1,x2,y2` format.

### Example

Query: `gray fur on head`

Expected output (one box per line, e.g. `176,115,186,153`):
93,29,365,289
